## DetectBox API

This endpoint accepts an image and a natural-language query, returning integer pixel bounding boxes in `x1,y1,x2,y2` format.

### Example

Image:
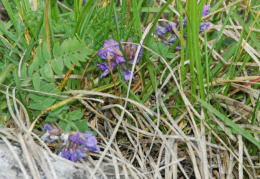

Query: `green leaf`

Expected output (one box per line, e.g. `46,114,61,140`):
158,42,169,57
43,63,54,79
32,57,39,71
42,42,51,62
58,120,68,132
28,94,41,102
74,52,87,62
70,54,81,67
57,57,64,71
149,37,159,52
74,120,89,133
53,42,60,58
45,116,58,122
51,59,63,75
0,64,15,86
166,53,176,58
64,56,74,70
60,39,68,55
28,103,46,110
32,72,40,91
53,105,70,115
29,96,57,110
20,63,28,78
40,65,53,82
43,97,58,108
81,48,93,56
35,46,45,67
72,37,82,51
70,110,83,121
20,79,31,86
66,38,73,52
27,63,34,77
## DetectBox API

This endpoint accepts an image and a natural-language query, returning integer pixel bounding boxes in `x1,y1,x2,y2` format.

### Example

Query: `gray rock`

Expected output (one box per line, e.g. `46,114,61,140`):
0,141,118,179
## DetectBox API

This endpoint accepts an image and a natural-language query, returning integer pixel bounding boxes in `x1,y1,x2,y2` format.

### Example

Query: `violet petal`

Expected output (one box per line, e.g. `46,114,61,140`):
84,136,98,148
183,17,187,28
100,69,110,78
199,22,211,33
44,124,53,132
69,132,80,143
202,5,210,17
123,69,134,81
156,26,167,36
115,55,125,64
166,22,178,32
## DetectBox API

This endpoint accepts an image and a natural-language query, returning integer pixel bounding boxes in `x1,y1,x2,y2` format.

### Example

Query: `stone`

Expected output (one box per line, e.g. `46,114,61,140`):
0,141,120,179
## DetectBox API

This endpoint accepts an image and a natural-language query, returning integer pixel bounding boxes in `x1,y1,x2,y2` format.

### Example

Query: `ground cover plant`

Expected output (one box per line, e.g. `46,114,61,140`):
0,0,260,178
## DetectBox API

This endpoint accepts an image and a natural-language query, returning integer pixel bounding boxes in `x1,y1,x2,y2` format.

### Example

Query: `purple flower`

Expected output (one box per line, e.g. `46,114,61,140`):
166,22,178,32
175,45,182,50
62,147,78,162
123,69,134,81
98,39,120,59
202,5,210,17
75,146,87,158
69,131,100,152
199,22,211,33
97,48,114,60
100,69,110,78
129,47,143,64
183,17,188,28
69,149,78,162
97,62,117,78
83,136,100,151
156,5,211,51
69,132,81,144
61,131,100,162
97,62,116,71
44,124,53,132
97,38,143,81
115,55,126,64
166,24,173,32
156,26,168,36
61,148,69,159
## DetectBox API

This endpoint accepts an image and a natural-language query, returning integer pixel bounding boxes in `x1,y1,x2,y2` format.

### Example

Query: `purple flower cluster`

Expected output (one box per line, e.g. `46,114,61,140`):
60,131,100,162
97,38,143,81
156,5,211,48
41,124,100,162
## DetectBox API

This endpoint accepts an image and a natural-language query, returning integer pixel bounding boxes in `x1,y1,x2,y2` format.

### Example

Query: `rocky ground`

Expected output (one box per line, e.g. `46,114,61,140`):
0,140,121,179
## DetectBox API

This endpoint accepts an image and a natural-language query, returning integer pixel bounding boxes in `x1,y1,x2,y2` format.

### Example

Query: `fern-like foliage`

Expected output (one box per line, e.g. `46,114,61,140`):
22,37,93,113
28,37,93,83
